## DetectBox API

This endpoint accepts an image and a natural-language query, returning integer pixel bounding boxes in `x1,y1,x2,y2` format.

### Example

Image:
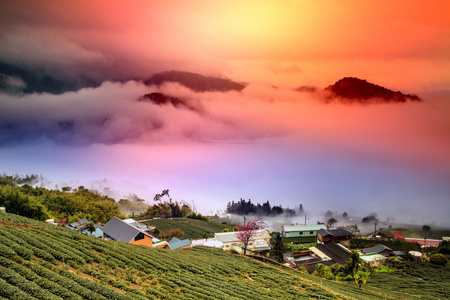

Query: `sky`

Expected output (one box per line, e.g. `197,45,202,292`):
1,1,450,226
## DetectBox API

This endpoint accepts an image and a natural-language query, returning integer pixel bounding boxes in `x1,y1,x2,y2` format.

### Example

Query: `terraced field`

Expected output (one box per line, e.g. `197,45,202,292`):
0,212,344,299
1,212,447,299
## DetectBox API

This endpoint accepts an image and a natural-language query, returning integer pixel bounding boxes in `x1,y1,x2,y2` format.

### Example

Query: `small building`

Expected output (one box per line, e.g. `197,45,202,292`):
168,237,191,250
318,228,353,245
361,244,396,257
45,219,57,225
215,230,271,254
102,216,154,247
65,218,90,231
405,238,441,247
282,224,326,238
0,207,6,212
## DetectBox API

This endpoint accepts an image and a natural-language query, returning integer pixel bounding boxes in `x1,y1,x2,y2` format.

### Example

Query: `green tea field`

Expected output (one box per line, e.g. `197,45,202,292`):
143,217,232,239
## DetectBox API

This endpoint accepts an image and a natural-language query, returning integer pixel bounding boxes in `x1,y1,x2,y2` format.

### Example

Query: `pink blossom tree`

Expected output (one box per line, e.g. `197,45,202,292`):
234,217,265,256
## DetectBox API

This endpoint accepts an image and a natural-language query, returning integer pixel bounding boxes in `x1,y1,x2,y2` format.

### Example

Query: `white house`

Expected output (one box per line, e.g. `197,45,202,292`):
214,230,271,254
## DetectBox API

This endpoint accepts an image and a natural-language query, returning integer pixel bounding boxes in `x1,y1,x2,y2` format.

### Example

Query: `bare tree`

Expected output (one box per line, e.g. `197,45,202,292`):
234,217,265,256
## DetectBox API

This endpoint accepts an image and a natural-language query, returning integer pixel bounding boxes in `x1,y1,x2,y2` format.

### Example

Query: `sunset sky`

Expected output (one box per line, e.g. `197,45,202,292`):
1,1,450,225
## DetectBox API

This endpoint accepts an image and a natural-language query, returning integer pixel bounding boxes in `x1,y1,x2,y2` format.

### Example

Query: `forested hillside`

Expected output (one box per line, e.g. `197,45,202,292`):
0,175,122,223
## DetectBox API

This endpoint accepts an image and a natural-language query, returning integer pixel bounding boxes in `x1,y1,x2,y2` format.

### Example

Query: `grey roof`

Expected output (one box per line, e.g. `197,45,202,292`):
318,228,353,237
362,244,392,255
168,237,191,250
318,229,331,236
315,243,351,265
102,216,152,243
78,218,89,224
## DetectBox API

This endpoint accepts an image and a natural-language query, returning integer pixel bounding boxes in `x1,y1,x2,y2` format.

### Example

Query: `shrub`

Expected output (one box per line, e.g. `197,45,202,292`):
166,228,185,239
0,244,17,258
429,254,448,266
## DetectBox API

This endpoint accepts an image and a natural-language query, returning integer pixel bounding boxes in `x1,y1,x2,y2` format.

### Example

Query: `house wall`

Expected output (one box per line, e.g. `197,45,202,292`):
130,234,153,247
176,245,191,250
285,230,319,238
318,234,332,243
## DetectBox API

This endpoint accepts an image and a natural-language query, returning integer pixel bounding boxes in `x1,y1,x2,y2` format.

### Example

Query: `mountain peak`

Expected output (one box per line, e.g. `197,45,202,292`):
144,70,246,92
325,77,422,103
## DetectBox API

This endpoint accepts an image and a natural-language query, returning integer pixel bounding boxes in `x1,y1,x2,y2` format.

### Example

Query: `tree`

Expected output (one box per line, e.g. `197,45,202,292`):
61,186,72,192
342,212,348,219
202,233,209,241
354,271,368,288
429,254,448,266
154,189,173,216
324,210,333,218
422,224,431,245
272,232,285,263
298,204,304,215
234,217,265,256
85,222,96,234
346,250,362,277
326,217,338,229
362,213,378,223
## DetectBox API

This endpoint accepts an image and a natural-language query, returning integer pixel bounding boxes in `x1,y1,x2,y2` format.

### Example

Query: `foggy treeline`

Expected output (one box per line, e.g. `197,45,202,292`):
226,198,297,217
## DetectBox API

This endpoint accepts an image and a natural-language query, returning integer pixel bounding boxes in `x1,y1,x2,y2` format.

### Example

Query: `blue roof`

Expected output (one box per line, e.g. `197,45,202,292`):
168,237,191,250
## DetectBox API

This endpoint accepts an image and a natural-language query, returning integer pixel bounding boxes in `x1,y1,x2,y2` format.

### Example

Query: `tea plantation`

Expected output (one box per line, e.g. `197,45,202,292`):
143,217,232,239
0,211,448,299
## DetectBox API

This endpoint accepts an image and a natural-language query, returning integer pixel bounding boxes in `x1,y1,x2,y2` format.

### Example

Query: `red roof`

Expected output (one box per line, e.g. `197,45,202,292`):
405,238,441,246
393,232,405,239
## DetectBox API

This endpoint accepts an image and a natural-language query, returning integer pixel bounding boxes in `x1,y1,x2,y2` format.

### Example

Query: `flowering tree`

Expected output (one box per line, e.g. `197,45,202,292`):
234,217,265,256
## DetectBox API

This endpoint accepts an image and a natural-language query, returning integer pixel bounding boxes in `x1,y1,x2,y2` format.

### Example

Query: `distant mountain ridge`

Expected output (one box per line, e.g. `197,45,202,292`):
325,77,422,104
144,70,247,92
138,92,200,112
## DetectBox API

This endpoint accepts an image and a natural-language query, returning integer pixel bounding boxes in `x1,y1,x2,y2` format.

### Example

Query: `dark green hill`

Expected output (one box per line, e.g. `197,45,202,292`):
142,217,233,240
144,70,246,92
0,176,122,223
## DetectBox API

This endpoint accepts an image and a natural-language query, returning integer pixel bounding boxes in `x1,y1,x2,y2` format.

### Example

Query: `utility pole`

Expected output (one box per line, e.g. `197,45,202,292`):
243,214,247,226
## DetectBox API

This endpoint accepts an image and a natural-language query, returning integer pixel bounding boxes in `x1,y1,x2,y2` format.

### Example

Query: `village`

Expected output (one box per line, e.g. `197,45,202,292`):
47,212,448,279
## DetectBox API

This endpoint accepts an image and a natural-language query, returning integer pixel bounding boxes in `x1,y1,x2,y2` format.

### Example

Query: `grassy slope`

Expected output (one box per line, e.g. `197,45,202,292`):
366,264,450,299
0,212,350,300
143,218,232,239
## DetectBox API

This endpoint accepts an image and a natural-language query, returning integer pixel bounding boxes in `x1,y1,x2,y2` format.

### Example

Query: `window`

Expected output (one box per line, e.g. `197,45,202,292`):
310,231,314,234
134,232,145,241
299,231,303,235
